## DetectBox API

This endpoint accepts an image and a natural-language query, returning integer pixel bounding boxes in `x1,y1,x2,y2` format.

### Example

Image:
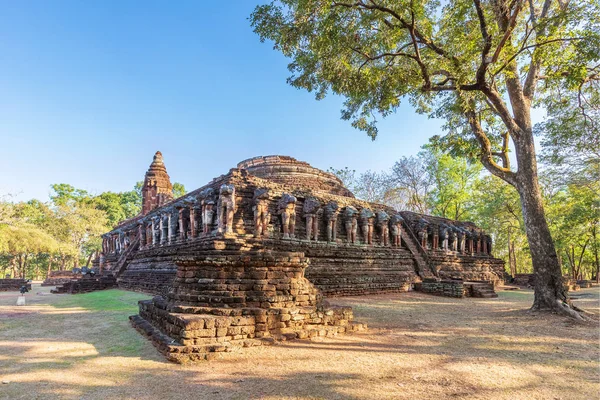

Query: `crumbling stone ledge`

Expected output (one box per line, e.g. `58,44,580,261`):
130,299,366,363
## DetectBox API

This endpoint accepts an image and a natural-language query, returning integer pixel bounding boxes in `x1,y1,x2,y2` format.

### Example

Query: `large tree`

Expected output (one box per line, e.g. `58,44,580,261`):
251,0,599,317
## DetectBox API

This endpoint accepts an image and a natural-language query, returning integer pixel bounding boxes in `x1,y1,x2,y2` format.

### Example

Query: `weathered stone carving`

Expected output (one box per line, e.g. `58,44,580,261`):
467,230,475,254
137,222,145,248
343,206,359,244
429,224,438,249
324,201,339,242
416,219,429,249
439,224,450,251
458,228,466,254
450,227,459,252
199,188,216,235
303,197,321,241
92,154,507,362
390,214,404,247
252,188,271,238
151,216,159,245
185,201,197,239
359,208,375,245
485,234,493,255
376,210,390,246
217,184,236,234
176,206,185,241
278,193,297,239
167,210,174,244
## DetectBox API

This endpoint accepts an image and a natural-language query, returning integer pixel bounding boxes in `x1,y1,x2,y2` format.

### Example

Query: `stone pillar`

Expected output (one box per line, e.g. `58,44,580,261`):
138,223,144,249
159,214,165,245
151,218,157,246
324,202,339,243
167,213,173,244
189,206,196,239
146,222,152,247
177,207,185,241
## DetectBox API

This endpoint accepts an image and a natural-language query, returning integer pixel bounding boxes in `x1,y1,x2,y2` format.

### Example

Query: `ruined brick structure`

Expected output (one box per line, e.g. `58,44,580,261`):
0,279,31,292
41,270,80,287
94,153,504,362
141,151,173,215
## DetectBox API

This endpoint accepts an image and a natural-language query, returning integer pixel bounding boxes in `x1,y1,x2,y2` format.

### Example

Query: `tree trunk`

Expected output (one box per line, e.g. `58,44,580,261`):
23,253,28,279
592,226,599,283
514,153,572,315
47,255,53,279
85,251,94,268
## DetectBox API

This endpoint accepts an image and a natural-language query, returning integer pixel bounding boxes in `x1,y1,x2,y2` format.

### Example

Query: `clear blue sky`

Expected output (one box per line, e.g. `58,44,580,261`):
0,1,533,201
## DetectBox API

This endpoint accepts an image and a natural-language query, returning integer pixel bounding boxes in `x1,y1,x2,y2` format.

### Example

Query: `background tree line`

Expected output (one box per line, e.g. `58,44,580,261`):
330,140,599,282
0,182,185,279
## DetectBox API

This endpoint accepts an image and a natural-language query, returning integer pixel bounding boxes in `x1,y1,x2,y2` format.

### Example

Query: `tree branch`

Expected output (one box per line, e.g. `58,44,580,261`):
523,0,556,99
466,109,518,186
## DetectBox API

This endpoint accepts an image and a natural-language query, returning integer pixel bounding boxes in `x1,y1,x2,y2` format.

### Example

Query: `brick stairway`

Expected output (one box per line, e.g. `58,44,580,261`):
466,281,498,298
400,221,436,279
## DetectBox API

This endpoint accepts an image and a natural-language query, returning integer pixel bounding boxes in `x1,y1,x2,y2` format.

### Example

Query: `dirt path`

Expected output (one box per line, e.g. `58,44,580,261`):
0,285,598,400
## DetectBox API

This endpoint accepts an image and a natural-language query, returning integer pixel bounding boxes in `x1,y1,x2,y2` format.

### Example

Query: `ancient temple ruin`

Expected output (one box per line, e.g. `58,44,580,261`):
94,153,504,362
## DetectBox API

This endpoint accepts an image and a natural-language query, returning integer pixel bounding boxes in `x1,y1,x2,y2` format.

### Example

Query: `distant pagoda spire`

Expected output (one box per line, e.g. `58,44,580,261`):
141,151,173,215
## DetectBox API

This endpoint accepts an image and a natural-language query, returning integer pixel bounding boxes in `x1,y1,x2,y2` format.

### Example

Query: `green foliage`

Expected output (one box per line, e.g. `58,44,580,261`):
0,178,189,278
544,173,600,279
173,182,187,199
332,146,599,278
421,146,482,220
251,0,599,147
90,190,140,227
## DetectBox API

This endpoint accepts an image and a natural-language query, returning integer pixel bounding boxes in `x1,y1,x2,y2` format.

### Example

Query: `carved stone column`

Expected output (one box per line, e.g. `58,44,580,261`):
177,207,185,241
217,184,236,235
189,205,196,239
278,193,297,239
324,201,339,243
167,213,174,244
359,208,374,245
390,214,403,247
138,223,144,249
376,210,390,246
344,206,358,244
151,218,157,246
253,189,271,238
303,197,320,241
145,223,151,247
159,214,165,245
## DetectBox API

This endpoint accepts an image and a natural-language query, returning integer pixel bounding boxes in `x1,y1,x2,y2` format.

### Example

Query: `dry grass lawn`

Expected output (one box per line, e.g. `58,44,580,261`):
0,284,598,400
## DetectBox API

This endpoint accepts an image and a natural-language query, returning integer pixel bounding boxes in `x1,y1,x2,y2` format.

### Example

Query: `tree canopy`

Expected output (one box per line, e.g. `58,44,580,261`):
252,0,600,317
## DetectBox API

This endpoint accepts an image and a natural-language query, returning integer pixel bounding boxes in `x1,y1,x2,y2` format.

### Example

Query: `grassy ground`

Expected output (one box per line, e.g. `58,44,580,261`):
0,285,598,400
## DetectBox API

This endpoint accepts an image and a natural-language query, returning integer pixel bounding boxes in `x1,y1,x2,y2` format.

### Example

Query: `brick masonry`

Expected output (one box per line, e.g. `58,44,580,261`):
94,154,505,362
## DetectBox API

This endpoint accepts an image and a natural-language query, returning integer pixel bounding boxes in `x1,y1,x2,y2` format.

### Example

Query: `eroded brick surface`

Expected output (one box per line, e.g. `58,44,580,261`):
93,154,505,362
